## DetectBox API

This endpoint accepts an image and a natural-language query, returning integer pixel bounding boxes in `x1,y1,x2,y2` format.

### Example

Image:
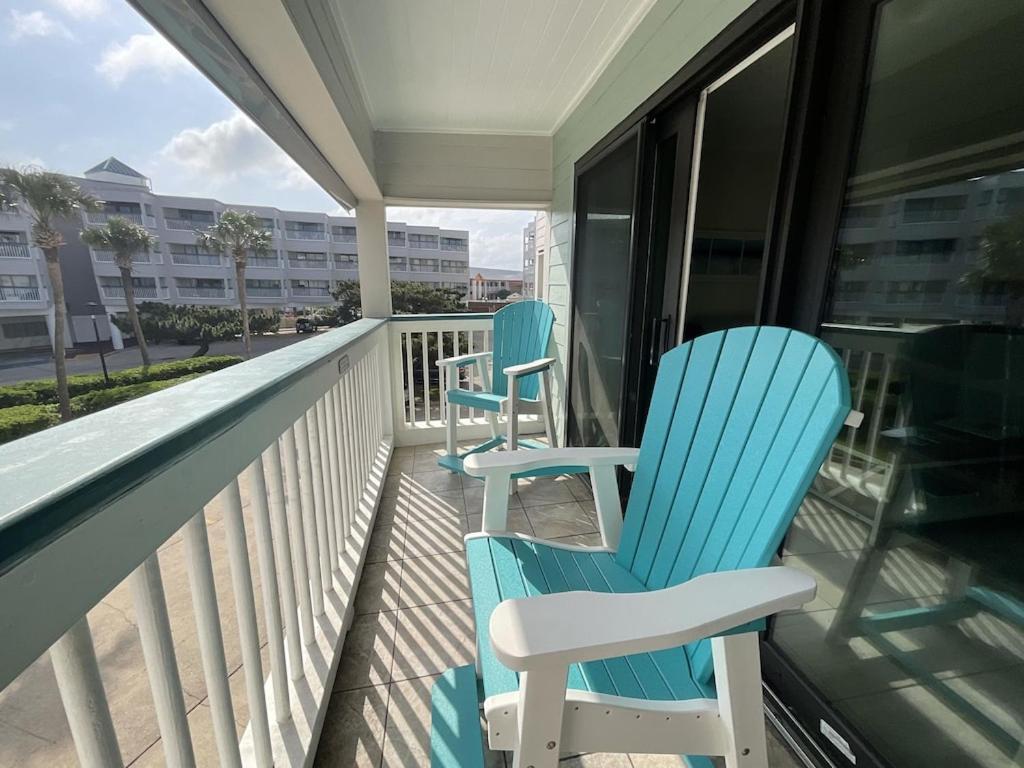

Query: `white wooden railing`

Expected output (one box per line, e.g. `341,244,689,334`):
0,319,392,768
387,313,545,446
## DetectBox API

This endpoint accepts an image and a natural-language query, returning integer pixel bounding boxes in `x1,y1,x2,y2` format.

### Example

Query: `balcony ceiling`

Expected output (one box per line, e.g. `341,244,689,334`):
328,0,658,135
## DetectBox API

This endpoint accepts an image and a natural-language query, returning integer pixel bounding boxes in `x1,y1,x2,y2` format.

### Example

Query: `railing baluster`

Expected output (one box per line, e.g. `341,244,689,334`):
324,387,345,555
403,330,415,423
222,479,274,768
315,398,339,569
293,415,325,615
421,331,431,424
50,618,123,768
306,409,333,592
354,359,369,488
244,457,291,723
437,331,446,421
183,514,243,768
129,554,196,768
335,380,354,540
281,427,315,642
264,441,304,676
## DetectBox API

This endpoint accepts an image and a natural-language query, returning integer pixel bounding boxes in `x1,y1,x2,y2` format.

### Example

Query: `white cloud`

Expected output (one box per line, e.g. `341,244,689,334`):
96,32,191,86
49,0,107,18
0,120,14,132
8,10,73,40
159,110,317,191
387,206,536,271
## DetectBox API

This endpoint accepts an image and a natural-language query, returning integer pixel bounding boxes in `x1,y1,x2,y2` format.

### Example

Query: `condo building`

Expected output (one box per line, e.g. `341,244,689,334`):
0,157,470,353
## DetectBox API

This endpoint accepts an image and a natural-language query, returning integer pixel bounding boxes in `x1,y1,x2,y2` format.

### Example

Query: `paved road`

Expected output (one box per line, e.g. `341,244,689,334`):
0,330,325,385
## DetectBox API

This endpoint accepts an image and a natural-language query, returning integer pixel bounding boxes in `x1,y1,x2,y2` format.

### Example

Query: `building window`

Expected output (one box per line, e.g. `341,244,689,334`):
902,195,967,223
1,319,48,338
387,230,406,246
287,251,328,265
332,225,357,243
409,257,439,272
441,260,466,274
408,233,439,249
389,256,407,271
891,238,957,264
440,236,467,251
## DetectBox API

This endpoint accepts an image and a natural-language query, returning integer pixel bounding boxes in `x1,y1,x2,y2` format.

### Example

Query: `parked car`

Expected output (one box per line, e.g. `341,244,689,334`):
295,316,320,333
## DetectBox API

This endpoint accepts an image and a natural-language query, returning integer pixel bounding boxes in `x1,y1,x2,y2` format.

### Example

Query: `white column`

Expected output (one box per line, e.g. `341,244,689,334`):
355,199,392,318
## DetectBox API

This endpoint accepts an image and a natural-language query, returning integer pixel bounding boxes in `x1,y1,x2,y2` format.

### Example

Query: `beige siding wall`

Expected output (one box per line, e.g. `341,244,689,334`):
545,0,756,443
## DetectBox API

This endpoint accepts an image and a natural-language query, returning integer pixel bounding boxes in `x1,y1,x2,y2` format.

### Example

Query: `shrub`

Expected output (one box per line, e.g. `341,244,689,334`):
0,404,59,444
0,355,242,406
69,373,202,417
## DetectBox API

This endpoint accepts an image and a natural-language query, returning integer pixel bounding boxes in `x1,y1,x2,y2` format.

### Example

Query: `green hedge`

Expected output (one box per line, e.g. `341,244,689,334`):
0,355,242,407
69,373,202,417
0,404,59,444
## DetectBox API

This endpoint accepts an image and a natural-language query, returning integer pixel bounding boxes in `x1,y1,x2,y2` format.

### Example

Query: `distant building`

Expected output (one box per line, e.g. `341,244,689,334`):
521,211,547,298
468,267,523,302
0,157,471,354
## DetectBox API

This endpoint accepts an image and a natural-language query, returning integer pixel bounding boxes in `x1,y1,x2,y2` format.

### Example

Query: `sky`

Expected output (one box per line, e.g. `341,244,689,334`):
0,0,535,269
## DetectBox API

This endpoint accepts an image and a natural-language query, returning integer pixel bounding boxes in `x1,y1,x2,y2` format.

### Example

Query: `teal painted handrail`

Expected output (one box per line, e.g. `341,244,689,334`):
389,313,493,322
0,318,387,578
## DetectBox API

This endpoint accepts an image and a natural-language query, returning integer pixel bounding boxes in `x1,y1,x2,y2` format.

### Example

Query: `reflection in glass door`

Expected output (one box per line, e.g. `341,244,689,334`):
677,28,794,342
771,1,1024,766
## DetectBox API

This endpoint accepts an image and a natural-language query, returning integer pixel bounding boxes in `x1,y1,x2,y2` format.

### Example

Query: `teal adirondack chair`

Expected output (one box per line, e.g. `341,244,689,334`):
429,326,860,768
436,300,558,475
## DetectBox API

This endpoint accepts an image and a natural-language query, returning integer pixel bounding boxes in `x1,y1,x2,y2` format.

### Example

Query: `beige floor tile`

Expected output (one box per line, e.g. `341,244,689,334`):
354,560,404,614
374,493,412,526
313,685,390,767
410,469,465,494
629,754,690,767
387,453,415,476
407,488,467,521
400,551,471,608
551,532,606,548
464,486,525,515
525,502,598,539
404,517,471,559
334,612,397,692
561,753,633,767
516,476,577,507
466,509,534,537
392,600,476,682
366,523,406,563
381,674,435,767
565,475,595,501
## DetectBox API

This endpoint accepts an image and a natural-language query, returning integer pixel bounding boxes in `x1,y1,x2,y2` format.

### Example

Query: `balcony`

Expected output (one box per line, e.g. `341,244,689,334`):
0,243,30,259
0,284,41,301
170,252,221,266
287,257,329,270
290,285,332,297
101,284,161,300
94,249,156,264
87,212,145,226
247,255,281,268
165,217,214,231
177,286,228,299
247,286,284,297
331,232,357,243
284,228,327,241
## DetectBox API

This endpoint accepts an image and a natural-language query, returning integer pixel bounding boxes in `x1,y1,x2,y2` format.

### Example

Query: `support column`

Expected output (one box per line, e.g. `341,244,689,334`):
355,199,392,318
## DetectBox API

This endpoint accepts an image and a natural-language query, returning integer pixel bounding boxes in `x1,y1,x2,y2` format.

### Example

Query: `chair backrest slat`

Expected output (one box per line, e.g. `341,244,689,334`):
614,326,850,684
492,301,555,399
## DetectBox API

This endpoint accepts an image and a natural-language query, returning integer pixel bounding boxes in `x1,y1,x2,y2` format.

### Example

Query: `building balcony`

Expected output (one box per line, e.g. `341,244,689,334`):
86,212,146,226
331,232,357,243
0,285,41,301
177,286,229,299
0,243,30,259
289,286,332,297
246,286,284,298
284,230,327,241
165,217,214,231
287,258,329,270
247,255,282,268
170,252,222,266
94,249,157,264
100,285,163,300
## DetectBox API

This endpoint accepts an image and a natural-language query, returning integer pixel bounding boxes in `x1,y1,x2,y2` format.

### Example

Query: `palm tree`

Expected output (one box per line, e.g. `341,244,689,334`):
81,216,158,366
196,210,272,358
0,167,99,420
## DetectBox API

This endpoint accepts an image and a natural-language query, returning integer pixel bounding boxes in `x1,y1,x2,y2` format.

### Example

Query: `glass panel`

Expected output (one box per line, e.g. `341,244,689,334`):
568,137,637,448
680,35,792,340
771,2,1024,766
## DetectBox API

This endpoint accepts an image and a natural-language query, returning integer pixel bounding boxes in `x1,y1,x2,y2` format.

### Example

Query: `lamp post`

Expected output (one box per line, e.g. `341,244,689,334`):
87,302,110,385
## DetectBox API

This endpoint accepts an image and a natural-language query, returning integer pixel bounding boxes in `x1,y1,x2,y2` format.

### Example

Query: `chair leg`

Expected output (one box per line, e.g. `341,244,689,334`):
541,368,557,448
511,666,568,768
443,363,458,466
712,633,769,768
507,378,519,495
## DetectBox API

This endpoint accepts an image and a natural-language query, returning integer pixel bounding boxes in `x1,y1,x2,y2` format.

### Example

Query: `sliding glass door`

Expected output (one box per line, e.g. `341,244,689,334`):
767,1,1024,766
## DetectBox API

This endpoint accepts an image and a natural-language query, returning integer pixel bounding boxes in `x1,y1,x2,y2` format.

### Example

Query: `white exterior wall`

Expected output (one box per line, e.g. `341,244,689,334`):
0,208,55,352
546,0,757,443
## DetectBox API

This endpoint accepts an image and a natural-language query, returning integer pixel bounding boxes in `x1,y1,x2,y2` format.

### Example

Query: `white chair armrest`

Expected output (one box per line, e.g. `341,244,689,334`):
436,351,493,368
503,357,555,377
464,447,640,478
489,566,816,671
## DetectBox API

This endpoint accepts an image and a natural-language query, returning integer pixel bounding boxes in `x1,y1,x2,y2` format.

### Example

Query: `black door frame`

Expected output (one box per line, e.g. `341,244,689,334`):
565,0,901,766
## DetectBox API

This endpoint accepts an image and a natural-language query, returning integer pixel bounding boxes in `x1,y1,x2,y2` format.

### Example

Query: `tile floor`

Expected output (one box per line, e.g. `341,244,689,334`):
313,442,804,768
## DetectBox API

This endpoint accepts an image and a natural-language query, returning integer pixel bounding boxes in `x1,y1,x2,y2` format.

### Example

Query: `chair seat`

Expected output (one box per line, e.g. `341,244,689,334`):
446,389,539,412
465,536,714,703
